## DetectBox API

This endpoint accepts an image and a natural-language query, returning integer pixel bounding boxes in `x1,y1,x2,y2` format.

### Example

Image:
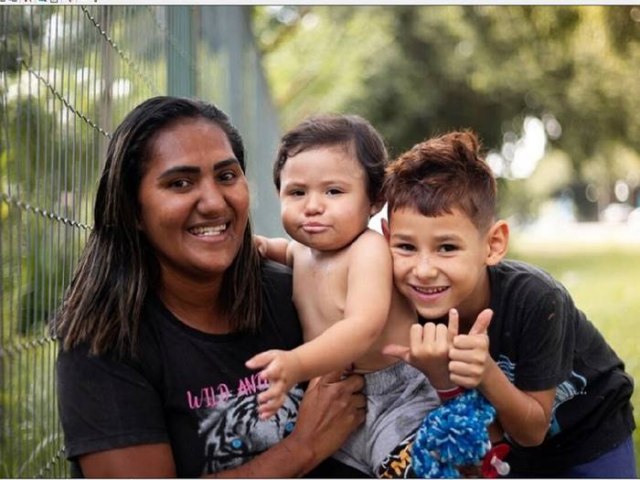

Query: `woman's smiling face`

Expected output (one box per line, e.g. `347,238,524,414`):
137,118,250,283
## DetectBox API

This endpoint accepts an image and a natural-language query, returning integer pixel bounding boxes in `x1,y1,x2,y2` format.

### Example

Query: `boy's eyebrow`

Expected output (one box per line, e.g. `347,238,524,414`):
389,232,414,241
433,233,463,242
157,158,239,179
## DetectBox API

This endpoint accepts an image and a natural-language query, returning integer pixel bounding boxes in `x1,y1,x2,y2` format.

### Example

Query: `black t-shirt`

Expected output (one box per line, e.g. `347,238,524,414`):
487,260,635,476
57,261,340,477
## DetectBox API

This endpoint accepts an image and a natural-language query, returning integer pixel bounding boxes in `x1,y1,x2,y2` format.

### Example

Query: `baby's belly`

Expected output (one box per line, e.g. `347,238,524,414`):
352,349,401,374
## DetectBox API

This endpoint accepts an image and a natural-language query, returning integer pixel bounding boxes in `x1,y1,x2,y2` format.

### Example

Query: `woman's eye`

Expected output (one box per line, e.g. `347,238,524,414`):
218,171,237,183
169,179,191,189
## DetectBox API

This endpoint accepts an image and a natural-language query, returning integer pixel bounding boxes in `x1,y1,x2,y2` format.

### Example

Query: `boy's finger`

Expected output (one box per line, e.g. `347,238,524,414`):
382,343,410,361
410,322,424,347
469,308,493,335
447,309,459,341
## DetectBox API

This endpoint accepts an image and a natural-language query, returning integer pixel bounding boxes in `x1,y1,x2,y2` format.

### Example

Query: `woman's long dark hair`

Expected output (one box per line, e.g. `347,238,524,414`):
54,96,262,356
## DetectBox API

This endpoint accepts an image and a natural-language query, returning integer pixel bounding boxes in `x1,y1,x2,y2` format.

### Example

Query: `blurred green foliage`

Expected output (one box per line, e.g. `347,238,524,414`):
253,6,640,221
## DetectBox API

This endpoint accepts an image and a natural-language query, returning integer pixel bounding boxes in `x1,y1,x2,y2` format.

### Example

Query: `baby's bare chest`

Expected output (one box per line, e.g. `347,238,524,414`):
292,254,349,340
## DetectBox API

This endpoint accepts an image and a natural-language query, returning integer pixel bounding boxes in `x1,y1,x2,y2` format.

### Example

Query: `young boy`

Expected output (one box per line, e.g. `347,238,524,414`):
247,114,443,476
381,130,636,477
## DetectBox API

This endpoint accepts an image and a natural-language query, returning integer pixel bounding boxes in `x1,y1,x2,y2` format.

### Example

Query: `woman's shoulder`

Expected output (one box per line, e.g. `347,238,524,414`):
261,259,293,290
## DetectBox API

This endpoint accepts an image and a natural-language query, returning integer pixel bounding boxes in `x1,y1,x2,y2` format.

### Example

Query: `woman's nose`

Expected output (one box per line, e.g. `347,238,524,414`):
197,184,226,214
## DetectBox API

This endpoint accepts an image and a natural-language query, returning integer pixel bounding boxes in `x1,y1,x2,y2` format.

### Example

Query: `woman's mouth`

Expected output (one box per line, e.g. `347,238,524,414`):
189,223,228,237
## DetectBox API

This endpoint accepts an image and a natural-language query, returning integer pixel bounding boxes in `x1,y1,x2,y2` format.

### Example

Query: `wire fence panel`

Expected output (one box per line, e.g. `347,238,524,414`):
0,5,280,477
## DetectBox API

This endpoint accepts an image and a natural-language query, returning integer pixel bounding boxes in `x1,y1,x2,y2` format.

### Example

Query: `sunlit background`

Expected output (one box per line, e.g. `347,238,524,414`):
1,5,638,477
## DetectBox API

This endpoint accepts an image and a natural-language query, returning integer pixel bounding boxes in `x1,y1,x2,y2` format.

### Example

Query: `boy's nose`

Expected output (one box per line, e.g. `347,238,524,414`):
414,255,438,279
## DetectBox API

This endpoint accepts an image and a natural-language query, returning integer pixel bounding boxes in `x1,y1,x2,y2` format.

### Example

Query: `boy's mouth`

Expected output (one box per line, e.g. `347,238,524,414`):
412,285,448,295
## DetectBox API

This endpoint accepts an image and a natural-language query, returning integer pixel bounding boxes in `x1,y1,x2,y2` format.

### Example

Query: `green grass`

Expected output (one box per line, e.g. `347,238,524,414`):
508,240,639,473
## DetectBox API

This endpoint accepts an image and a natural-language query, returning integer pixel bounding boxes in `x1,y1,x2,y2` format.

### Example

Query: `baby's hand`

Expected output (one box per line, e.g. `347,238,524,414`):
253,234,269,257
245,349,302,419
449,309,493,389
382,310,459,390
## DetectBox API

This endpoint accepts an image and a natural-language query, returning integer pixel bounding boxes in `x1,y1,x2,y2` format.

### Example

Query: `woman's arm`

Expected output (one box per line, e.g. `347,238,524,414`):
77,371,366,478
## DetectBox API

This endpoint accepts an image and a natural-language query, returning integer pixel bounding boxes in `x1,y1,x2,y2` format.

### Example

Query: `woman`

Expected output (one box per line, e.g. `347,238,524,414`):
55,96,366,477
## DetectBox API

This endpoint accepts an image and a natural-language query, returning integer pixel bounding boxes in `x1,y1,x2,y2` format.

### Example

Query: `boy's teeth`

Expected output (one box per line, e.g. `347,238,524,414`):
191,224,227,236
415,286,447,294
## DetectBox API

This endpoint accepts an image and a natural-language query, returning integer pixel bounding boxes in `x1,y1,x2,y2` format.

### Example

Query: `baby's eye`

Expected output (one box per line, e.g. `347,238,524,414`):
326,188,343,196
438,243,458,253
288,189,304,197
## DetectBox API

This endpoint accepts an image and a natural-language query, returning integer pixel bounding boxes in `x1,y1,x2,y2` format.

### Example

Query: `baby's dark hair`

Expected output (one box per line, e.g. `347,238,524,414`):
273,114,387,205
384,130,497,232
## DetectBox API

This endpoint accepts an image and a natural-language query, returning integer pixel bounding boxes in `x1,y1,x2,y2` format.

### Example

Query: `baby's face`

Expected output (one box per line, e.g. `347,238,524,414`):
278,145,375,251
387,206,492,322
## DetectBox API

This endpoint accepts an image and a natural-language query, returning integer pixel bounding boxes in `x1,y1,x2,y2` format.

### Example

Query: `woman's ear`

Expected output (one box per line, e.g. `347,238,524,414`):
486,220,509,265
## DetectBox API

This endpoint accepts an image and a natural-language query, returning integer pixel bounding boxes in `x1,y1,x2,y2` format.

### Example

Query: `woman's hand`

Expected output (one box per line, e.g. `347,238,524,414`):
287,370,366,467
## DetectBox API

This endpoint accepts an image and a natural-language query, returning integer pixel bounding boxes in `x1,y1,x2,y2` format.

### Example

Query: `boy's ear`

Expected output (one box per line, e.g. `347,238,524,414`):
381,218,390,241
486,220,509,265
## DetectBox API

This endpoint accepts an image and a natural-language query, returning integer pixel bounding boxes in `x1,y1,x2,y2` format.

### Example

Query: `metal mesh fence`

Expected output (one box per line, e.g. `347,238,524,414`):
0,5,281,477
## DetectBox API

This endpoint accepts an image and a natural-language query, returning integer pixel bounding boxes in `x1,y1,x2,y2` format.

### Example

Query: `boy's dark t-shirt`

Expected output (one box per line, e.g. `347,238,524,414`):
487,259,634,475
56,261,364,478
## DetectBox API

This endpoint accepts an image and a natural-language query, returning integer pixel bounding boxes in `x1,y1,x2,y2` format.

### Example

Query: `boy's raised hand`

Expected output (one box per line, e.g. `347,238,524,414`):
382,309,459,389
246,349,303,419
449,308,493,389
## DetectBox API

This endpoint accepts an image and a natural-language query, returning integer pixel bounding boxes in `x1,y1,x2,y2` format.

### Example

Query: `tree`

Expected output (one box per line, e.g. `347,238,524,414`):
255,5,640,219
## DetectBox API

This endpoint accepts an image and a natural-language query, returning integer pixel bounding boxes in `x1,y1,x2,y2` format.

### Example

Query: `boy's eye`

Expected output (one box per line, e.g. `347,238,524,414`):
288,189,304,197
439,243,458,253
393,243,416,252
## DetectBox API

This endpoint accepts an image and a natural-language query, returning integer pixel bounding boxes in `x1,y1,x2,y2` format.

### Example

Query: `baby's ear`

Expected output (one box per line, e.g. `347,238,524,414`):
486,220,509,265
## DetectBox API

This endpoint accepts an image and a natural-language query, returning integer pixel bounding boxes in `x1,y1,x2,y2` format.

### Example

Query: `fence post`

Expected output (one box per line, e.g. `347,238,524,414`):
167,6,196,97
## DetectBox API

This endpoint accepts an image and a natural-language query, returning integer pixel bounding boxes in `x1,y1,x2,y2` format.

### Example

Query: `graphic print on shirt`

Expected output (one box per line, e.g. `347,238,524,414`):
496,354,587,437
198,386,304,474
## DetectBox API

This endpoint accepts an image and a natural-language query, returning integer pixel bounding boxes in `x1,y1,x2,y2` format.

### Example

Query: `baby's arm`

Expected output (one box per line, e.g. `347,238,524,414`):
247,231,392,419
450,311,555,447
254,235,292,266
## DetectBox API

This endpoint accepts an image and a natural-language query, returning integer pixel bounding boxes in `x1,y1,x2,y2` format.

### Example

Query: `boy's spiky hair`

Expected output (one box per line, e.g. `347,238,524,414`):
383,130,497,232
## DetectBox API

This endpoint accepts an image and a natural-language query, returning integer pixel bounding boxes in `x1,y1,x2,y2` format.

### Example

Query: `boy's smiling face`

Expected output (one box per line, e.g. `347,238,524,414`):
386,206,500,326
